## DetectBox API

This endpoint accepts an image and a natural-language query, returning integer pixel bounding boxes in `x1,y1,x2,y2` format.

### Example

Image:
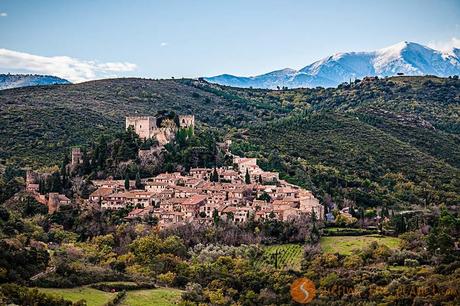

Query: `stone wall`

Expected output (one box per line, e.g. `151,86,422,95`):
178,115,195,129
125,116,157,139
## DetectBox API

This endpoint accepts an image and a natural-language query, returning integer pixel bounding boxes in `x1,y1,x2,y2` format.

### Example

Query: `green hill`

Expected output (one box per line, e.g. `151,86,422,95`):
0,76,458,207
231,112,459,207
0,78,291,166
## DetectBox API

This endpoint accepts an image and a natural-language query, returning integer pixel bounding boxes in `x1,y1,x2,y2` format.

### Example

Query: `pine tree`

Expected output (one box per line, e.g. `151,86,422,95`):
135,172,142,189
81,148,91,175
211,167,219,182
61,154,69,176
309,222,320,243
61,154,69,189
38,179,44,194
212,208,220,226
50,172,62,193
124,174,130,190
245,169,251,184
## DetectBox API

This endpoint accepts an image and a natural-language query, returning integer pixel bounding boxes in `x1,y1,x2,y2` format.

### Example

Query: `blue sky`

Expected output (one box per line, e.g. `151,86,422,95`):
0,0,459,82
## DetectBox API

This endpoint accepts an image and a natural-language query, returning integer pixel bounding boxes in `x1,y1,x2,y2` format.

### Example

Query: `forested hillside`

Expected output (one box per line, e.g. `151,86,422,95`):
231,113,459,208
0,76,459,208
0,78,292,166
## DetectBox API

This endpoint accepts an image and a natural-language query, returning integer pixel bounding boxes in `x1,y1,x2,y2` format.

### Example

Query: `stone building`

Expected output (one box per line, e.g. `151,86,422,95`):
178,115,195,129
48,192,71,214
26,170,40,193
125,116,158,139
71,147,83,165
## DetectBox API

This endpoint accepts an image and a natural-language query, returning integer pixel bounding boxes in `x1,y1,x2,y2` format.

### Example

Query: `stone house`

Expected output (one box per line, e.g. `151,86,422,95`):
89,187,114,203
48,193,71,214
190,168,211,180
180,195,207,219
145,182,170,193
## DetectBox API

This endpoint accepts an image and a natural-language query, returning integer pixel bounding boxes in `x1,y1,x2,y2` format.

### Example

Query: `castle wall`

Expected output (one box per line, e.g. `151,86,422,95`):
71,147,83,165
48,193,60,214
126,116,157,139
126,114,194,144
179,115,195,129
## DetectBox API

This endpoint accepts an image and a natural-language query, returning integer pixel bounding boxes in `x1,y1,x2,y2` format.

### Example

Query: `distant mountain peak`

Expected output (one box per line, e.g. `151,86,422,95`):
205,41,460,89
0,74,71,90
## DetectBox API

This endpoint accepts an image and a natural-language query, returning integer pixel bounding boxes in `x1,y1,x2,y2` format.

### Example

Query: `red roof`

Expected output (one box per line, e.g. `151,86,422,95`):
90,187,113,197
182,195,207,205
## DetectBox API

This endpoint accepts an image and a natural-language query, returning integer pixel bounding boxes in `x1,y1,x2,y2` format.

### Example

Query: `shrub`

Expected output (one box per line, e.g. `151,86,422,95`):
388,250,423,266
90,281,155,292
322,253,340,268
403,259,420,267
157,271,176,286
320,272,339,288
343,254,364,268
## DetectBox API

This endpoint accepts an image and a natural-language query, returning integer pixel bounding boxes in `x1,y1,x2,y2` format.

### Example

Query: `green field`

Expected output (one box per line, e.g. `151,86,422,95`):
120,288,182,306
38,287,182,306
37,287,116,306
254,244,303,271
320,235,401,255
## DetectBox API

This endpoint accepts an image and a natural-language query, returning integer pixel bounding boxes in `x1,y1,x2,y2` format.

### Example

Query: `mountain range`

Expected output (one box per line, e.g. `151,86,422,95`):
0,74,70,90
205,41,460,88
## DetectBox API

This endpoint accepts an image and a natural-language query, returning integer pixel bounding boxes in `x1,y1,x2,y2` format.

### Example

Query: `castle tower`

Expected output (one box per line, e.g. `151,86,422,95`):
48,193,60,214
178,115,195,129
71,148,83,165
126,116,157,139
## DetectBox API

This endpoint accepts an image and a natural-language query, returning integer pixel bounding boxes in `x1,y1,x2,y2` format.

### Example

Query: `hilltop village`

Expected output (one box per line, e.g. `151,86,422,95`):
24,114,324,228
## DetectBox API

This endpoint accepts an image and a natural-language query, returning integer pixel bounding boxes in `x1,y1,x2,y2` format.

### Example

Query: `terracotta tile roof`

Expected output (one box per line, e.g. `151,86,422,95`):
90,187,113,197
182,195,207,205
146,181,170,186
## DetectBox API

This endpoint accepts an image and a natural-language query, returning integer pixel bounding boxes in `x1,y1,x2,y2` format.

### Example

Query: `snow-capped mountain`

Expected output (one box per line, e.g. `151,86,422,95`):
205,42,460,88
0,74,71,90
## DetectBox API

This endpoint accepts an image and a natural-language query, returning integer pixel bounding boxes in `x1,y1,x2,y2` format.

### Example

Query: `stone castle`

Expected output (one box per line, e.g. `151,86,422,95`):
71,147,83,166
126,115,194,145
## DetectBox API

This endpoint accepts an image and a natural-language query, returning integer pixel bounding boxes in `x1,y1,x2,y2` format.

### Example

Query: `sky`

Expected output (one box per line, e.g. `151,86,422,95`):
0,0,459,82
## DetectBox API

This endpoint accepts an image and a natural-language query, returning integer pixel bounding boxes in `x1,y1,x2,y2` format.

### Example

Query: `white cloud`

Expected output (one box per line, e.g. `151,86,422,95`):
0,12,7,17
427,37,460,52
0,48,137,83
160,42,168,47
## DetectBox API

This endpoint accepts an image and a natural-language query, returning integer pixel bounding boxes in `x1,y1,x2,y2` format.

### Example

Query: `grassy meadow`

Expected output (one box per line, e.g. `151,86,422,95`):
320,235,401,255
37,287,116,306
120,288,183,306
37,286,182,306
